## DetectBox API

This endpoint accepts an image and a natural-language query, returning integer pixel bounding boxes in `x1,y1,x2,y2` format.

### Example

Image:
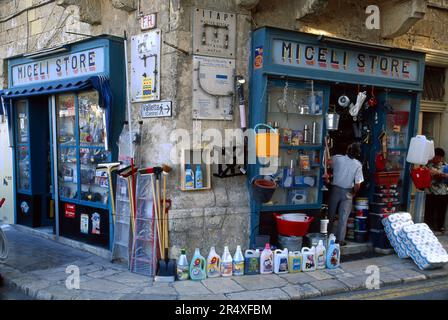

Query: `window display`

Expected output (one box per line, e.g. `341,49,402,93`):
78,91,105,148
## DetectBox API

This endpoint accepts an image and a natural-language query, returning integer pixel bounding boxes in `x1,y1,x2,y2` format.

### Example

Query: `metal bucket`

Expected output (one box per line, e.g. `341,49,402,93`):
326,113,340,131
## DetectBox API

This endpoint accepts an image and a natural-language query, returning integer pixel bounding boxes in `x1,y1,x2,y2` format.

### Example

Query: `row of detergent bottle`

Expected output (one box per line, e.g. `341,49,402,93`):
176,235,340,281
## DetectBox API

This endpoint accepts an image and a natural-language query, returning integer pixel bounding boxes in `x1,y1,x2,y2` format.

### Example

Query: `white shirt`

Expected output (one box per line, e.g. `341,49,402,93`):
331,155,364,189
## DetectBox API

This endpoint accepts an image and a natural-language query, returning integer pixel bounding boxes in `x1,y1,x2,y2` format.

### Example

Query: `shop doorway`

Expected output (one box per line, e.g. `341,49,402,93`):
15,96,54,231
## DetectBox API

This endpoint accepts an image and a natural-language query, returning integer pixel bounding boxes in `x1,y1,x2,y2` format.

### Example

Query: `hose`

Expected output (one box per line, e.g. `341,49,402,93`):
0,228,8,261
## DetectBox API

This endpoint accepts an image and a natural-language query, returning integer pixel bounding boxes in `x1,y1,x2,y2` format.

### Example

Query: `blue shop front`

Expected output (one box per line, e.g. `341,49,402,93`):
248,27,426,249
4,36,126,250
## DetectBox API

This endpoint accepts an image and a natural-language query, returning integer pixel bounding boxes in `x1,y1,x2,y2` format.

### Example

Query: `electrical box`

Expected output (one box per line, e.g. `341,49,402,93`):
192,8,237,59
192,55,235,120
131,30,161,102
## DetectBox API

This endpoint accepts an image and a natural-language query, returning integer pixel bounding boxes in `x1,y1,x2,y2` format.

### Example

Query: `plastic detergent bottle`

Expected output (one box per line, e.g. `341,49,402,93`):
316,240,327,270
326,234,341,269
244,249,260,275
301,246,316,272
220,246,233,277
288,251,302,273
260,243,274,274
189,248,206,281
206,247,221,278
185,165,195,190
177,249,190,281
195,165,203,189
233,246,245,276
273,248,289,274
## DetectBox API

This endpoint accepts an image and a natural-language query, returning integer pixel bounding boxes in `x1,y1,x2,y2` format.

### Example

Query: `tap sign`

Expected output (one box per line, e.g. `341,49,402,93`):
11,48,105,86
272,40,418,82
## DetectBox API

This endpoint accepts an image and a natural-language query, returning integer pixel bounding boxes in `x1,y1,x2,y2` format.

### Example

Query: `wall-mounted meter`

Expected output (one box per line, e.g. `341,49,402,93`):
192,8,237,59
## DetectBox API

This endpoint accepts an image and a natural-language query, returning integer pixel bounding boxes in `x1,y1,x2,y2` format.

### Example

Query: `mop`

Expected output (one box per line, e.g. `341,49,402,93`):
96,162,122,223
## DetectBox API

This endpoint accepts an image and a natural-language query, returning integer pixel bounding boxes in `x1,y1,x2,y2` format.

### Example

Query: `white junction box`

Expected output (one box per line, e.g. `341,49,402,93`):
192,8,236,59
131,29,161,102
192,55,235,120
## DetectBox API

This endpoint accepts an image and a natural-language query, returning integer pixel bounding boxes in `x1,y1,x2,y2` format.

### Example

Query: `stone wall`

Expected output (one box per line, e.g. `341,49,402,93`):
1,0,448,257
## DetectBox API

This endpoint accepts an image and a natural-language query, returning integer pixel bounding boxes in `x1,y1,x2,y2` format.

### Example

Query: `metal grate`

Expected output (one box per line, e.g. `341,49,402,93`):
423,66,446,102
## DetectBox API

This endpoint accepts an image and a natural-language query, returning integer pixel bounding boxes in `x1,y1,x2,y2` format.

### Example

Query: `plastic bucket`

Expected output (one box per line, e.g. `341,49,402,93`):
354,230,368,243
278,235,303,251
251,176,277,203
355,198,369,206
306,233,328,249
326,113,340,131
280,213,307,222
355,216,368,231
274,214,314,237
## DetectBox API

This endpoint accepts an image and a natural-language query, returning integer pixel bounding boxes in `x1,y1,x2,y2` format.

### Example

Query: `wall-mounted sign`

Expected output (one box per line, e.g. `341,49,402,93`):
254,46,263,70
80,213,89,234
192,8,236,59
131,30,161,102
141,101,172,118
272,40,419,82
141,13,157,30
11,48,105,87
65,203,76,219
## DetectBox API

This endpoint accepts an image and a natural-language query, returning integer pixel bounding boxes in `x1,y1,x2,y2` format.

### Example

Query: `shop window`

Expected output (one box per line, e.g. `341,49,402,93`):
421,112,441,146
422,66,446,102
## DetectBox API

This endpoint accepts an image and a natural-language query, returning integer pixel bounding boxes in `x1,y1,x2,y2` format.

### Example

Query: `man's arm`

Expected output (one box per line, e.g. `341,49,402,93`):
353,183,361,195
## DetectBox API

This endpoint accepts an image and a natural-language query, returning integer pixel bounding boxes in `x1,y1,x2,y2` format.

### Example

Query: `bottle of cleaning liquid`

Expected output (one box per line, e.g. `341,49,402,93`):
288,251,303,273
177,249,190,281
220,246,233,277
316,240,327,270
326,234,341,269
206,247,221,278
233,246,245,276
185,164,195,190
189,248,206,281
244,249,260,275
260,243,274,274
195,165,203,189
273,248,289,274
301,246,316,272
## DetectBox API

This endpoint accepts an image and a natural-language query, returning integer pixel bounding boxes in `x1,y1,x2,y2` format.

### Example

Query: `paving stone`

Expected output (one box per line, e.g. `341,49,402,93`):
87,268,122,279
309,279,349,296
140,283,178,296
281,284,321,300
417,267,448,279
308,270,334,281
278,273,315,285
20,279,52,298
104,272,152,288
335,272,355,279
173,280,212,296
201,278,245,294
379,272,402,286
179,294,228,300
43,285,82,300
79,278,133,293
73,291,124,300
337,274,369,291
394,269,426,283
232,274,287,290
227,288,290,300
323,268,345,276
120,294,178,300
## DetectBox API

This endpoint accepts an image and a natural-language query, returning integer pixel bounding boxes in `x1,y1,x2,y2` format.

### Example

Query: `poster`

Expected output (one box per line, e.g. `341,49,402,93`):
80,213,89,234
91,212,101,235
65,203,76,219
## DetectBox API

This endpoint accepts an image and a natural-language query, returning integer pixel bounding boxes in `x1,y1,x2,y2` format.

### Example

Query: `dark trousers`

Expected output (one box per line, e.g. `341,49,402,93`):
328,185,353,242
424,194,448,231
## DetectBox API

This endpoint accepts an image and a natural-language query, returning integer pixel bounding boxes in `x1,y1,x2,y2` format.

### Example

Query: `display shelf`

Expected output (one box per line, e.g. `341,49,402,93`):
180,148,212,191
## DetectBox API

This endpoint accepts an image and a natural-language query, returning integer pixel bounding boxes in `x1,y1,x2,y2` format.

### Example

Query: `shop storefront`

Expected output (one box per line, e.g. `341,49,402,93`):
4,36,126,250
248,27,426,249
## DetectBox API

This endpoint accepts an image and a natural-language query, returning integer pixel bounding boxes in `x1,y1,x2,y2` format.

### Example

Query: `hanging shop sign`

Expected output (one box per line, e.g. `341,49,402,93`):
140,101,172,118
192,55,234,120
65,203,76,219
131,30,161,102
11,48,105,87
192,8,237,59
141,13,157,30
272,40,419,82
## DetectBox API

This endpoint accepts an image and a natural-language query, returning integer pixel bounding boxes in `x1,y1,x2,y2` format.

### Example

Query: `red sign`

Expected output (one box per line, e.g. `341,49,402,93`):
141,13,157,30
65,203,76,219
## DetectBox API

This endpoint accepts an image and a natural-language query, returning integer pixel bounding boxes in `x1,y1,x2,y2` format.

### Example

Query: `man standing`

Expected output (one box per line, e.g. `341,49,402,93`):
425,148,448,233
328,143,364,246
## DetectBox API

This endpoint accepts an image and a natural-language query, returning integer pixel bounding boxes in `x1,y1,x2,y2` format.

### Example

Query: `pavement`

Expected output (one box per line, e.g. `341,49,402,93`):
0,225,447,300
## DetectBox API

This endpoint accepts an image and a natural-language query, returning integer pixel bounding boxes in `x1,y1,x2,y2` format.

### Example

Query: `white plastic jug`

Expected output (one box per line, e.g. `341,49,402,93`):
301,247,316,272
273,249,289,274
260,244,273,274
407,135,433,165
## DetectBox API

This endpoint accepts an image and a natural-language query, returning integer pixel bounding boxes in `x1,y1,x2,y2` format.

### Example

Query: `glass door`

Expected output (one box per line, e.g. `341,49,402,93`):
15,101,31,193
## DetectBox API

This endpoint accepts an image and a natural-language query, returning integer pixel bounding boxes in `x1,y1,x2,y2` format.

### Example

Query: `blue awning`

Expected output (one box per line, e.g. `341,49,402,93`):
3,78,94,98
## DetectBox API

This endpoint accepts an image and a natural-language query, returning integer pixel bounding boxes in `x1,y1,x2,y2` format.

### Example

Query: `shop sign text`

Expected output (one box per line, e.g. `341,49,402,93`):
272,40,418,82
141,13,157,30
141,101,172,118
11,48,105,87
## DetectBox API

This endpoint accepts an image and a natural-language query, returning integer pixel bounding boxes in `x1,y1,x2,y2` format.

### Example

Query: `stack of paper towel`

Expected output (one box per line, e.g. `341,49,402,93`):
382,212,448,270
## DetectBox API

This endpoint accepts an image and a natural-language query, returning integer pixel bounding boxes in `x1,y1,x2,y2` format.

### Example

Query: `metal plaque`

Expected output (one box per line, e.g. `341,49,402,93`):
131,30,161,102
192,8,236,59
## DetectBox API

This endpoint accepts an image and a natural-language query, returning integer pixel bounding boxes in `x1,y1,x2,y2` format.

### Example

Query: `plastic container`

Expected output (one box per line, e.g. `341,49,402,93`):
375,171,401,186
244,249,260,275
407,135,432,165
190,248,206,281
355,198,369,207
278,235,303,251
370,229,392,249
288,251,302,273
185,165,195,190
274,214,314,237
273,249,289,274
206,247,221,278
280,213,307,222
301,247,317,272
220,246,233,277
326,235,341,269
260,244,274,274
251,176,277,204
373,193,400,203
355,216,368,231
306,233,328,249
354,230,368,243
233,246,245,276
316,240,327,270
353,208,369,217
370,202,400,214
195,165,203,189
177,249,189,281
